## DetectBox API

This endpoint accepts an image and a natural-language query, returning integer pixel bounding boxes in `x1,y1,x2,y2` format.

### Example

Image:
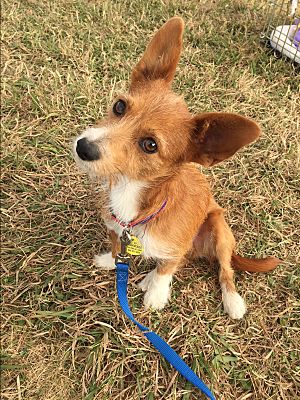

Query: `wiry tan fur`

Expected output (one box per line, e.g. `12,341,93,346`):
74,17,281,319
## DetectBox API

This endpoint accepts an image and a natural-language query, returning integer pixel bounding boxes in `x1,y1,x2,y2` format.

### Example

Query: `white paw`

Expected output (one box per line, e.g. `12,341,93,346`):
94,252,115,270
138,270,172,310
222,287,247,319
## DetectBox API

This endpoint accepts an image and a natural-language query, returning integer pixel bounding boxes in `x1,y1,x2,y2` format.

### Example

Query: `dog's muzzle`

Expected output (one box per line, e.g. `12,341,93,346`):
76,137,100,161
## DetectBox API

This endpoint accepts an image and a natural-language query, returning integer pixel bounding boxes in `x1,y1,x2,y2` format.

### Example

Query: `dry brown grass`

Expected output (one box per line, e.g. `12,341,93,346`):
1,1,300,399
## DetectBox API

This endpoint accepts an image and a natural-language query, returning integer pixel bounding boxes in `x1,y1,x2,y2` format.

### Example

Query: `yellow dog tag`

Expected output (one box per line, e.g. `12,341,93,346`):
126,235,143,256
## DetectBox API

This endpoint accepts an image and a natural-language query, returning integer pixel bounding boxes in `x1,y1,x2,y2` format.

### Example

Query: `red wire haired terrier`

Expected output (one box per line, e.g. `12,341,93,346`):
73,17,280,319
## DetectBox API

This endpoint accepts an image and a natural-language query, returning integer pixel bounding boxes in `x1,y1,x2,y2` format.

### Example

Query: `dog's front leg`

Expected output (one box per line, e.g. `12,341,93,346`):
138,258,184,310
94,230,120,270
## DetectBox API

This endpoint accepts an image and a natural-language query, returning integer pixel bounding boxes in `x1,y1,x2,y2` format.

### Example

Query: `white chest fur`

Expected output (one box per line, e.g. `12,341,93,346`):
105,175,146,237
105,176,172,260
109,176,146,223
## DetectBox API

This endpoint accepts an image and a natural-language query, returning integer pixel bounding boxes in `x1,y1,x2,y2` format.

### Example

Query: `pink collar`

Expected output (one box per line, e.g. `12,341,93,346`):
110,199,168,229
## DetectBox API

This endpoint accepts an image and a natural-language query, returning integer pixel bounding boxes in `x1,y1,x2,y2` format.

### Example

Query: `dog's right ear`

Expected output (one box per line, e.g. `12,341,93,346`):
130,17,184,90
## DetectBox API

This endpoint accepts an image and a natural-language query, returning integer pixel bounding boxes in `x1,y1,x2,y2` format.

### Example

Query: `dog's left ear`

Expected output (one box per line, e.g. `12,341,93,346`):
185,113,261,166
130,17,184,90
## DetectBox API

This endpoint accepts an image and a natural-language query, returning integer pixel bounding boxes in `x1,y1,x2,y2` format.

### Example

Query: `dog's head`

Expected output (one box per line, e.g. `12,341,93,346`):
74,17,260,181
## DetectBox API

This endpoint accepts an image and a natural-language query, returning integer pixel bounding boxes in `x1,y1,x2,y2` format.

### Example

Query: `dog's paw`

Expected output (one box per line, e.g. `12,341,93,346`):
138,270,172,310
144,288,170,310
94,253,115,270
222,289,247,319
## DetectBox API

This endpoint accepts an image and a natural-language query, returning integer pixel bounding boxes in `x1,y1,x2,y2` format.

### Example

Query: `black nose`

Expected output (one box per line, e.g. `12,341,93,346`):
76,137,100,161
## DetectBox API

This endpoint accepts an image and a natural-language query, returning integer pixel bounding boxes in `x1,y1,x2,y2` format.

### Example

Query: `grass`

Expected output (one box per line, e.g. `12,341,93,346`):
1,0,299,399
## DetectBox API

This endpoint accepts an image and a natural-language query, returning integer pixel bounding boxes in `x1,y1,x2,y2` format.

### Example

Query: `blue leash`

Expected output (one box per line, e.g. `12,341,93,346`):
116,261,216,399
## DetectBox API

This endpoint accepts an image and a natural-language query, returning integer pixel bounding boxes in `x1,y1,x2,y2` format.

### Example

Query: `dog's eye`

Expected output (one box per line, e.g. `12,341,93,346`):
113,99,126,116
139,137,158,154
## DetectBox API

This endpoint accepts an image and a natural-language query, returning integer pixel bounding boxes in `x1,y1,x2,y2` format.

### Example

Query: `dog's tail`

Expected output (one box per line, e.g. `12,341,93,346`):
231,253,281,272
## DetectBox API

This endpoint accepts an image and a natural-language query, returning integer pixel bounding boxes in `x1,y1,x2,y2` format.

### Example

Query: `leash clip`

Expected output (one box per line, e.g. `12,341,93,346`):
115,228,131,265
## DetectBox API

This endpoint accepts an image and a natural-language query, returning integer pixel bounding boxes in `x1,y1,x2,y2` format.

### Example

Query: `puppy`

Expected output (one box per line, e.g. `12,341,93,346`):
73,17,280,319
